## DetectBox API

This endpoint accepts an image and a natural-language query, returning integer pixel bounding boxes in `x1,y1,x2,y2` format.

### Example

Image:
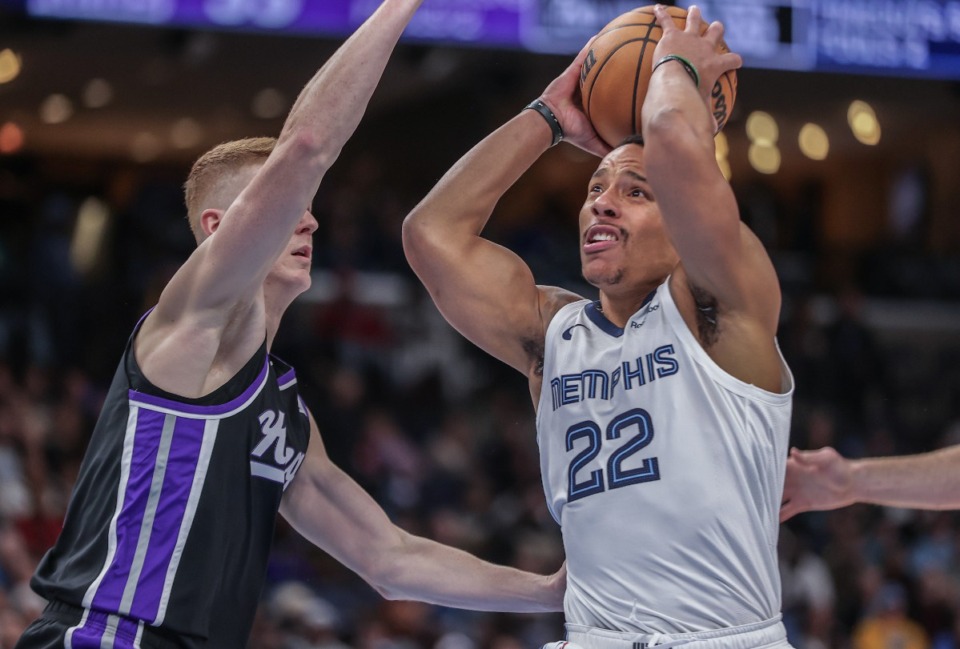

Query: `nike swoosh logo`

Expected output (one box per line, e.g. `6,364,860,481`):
562,323,588,340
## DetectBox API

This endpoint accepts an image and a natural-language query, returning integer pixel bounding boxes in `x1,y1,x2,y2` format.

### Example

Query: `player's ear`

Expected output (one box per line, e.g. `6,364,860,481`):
200,208,224,237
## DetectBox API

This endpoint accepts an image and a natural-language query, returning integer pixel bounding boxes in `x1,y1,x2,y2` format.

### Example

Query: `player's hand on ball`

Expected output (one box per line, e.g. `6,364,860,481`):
540,38,613,158
652,4,742,107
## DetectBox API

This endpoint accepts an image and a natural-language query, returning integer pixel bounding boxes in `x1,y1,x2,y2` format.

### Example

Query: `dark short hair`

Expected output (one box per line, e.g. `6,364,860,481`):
616,134,645,148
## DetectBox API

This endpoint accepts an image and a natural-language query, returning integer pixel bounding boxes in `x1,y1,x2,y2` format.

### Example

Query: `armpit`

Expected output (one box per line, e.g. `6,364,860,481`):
689,283,720,348
522,338,545,376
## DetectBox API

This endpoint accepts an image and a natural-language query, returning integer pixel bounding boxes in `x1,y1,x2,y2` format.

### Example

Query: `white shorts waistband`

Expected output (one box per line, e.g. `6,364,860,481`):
564,616,790,649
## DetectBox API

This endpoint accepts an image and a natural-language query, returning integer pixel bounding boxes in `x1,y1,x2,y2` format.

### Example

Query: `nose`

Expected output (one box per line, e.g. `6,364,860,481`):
298,209,319,234
592,188,619,218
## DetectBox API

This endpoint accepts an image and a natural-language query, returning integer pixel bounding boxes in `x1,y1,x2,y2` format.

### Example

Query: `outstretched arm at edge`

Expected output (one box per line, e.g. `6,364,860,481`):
281,415,566,612
780,445,960,521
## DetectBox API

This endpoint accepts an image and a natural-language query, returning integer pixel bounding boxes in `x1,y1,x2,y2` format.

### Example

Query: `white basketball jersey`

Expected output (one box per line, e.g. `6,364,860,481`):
536,280,794,634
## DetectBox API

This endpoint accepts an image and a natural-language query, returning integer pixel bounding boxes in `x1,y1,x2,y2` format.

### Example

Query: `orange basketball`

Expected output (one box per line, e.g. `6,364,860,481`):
579,5,737,147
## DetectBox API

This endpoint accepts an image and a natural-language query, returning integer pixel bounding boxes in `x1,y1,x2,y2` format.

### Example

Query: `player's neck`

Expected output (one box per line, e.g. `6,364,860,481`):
599,285,659,327
263,289,297,351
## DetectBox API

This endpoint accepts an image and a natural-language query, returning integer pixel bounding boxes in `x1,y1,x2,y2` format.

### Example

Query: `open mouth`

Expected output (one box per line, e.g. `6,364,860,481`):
583,224,622,253
292,246,312,258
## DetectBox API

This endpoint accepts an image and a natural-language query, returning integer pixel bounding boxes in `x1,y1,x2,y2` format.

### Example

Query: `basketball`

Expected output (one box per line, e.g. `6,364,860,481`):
579,5,738,147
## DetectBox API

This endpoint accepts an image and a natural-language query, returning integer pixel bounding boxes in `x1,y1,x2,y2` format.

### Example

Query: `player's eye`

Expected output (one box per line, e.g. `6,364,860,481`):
590,184,604,193
630,188,647,199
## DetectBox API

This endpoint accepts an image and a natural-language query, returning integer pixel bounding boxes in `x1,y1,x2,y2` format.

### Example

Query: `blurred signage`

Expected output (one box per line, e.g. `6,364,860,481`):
17,0,960,79
22,0,522,44
523,0,960,79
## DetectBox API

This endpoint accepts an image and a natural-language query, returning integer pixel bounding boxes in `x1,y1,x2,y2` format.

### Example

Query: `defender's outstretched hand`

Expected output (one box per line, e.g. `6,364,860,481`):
780,447,855,521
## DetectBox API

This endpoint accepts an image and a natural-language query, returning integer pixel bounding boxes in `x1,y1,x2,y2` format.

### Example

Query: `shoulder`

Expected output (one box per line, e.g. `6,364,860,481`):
519,286,583,379
538,285,584,329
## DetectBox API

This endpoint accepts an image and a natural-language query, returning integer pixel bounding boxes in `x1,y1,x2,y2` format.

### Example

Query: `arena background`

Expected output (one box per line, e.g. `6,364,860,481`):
2,1,960,647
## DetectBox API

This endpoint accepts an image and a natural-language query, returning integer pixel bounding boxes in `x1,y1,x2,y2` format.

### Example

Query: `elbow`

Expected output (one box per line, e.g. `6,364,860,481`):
642,107,693,150
641,108,708,178
279,129,341,174
361,549,410,601
401,209,435,274
370,581,405,602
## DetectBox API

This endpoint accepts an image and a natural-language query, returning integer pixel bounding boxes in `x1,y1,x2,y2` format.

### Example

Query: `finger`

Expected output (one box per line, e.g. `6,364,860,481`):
780,501,797,523
719,51,743,72
652,4,677,33
583,136,613,158
799,448,834,468
686,5,703,33
790,451,815,467
704,19,725,46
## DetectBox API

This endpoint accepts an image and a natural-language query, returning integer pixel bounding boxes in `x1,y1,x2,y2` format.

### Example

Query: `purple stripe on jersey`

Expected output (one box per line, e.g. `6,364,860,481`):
114,616,142,649
68,610,142,649
134,307,155,330
128,416,207,621
91,408,166,613
128,356,269,416
67,615,107,648
276,366,296,388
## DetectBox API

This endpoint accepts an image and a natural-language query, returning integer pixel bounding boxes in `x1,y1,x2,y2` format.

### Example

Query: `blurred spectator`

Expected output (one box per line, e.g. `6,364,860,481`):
853,582,929,649
780,528,836,649
269,581,353,649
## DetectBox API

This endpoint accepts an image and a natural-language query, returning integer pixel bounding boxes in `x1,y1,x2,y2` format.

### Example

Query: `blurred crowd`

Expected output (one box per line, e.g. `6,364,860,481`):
2,144,960,649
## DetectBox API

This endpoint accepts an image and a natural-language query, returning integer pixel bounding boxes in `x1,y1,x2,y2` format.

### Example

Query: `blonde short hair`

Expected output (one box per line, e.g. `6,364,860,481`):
183,137,276,240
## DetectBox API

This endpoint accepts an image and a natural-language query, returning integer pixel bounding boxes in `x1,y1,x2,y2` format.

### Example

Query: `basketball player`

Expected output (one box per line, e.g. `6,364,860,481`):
780,444,960,520
15,2,565,648
403,5,795,648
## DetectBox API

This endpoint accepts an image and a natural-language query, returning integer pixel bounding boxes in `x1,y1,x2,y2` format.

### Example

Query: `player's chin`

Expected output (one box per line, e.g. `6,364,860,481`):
293,271,312,293
581,262,624,288
277,267,313,294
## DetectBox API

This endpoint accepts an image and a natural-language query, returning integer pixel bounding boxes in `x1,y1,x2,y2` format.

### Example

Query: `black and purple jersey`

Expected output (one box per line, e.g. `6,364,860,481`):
30,319,310,648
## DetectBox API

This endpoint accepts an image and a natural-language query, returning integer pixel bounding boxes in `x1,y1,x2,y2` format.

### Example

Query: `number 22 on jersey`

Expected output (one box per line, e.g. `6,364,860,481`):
566,407,661,502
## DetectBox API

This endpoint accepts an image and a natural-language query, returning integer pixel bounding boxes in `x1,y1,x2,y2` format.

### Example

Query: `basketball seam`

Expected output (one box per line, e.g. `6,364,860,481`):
631,20,657,137
717,70,737,129
586,37,645,120
585,35,659,125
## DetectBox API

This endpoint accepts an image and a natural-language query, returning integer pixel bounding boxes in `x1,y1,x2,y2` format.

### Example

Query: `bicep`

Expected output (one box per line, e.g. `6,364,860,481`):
404,224,545,374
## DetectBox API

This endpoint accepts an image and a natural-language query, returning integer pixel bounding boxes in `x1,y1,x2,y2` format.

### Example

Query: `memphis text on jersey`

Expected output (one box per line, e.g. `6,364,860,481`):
549,344,679,411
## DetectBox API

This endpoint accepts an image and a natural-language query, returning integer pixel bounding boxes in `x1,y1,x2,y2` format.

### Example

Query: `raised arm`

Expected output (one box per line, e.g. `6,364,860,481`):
641,6,783,391
780,445,960,521
191,0,424,303
136,0,423,396
401,42,608,379
280,416,565,612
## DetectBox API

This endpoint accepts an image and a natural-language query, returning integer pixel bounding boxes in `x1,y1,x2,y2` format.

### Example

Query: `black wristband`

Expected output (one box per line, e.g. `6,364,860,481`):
524,99,564,147
652,54,700,89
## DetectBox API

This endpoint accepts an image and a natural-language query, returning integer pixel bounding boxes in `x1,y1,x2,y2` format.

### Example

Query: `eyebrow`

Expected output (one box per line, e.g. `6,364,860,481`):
591,168,648,184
